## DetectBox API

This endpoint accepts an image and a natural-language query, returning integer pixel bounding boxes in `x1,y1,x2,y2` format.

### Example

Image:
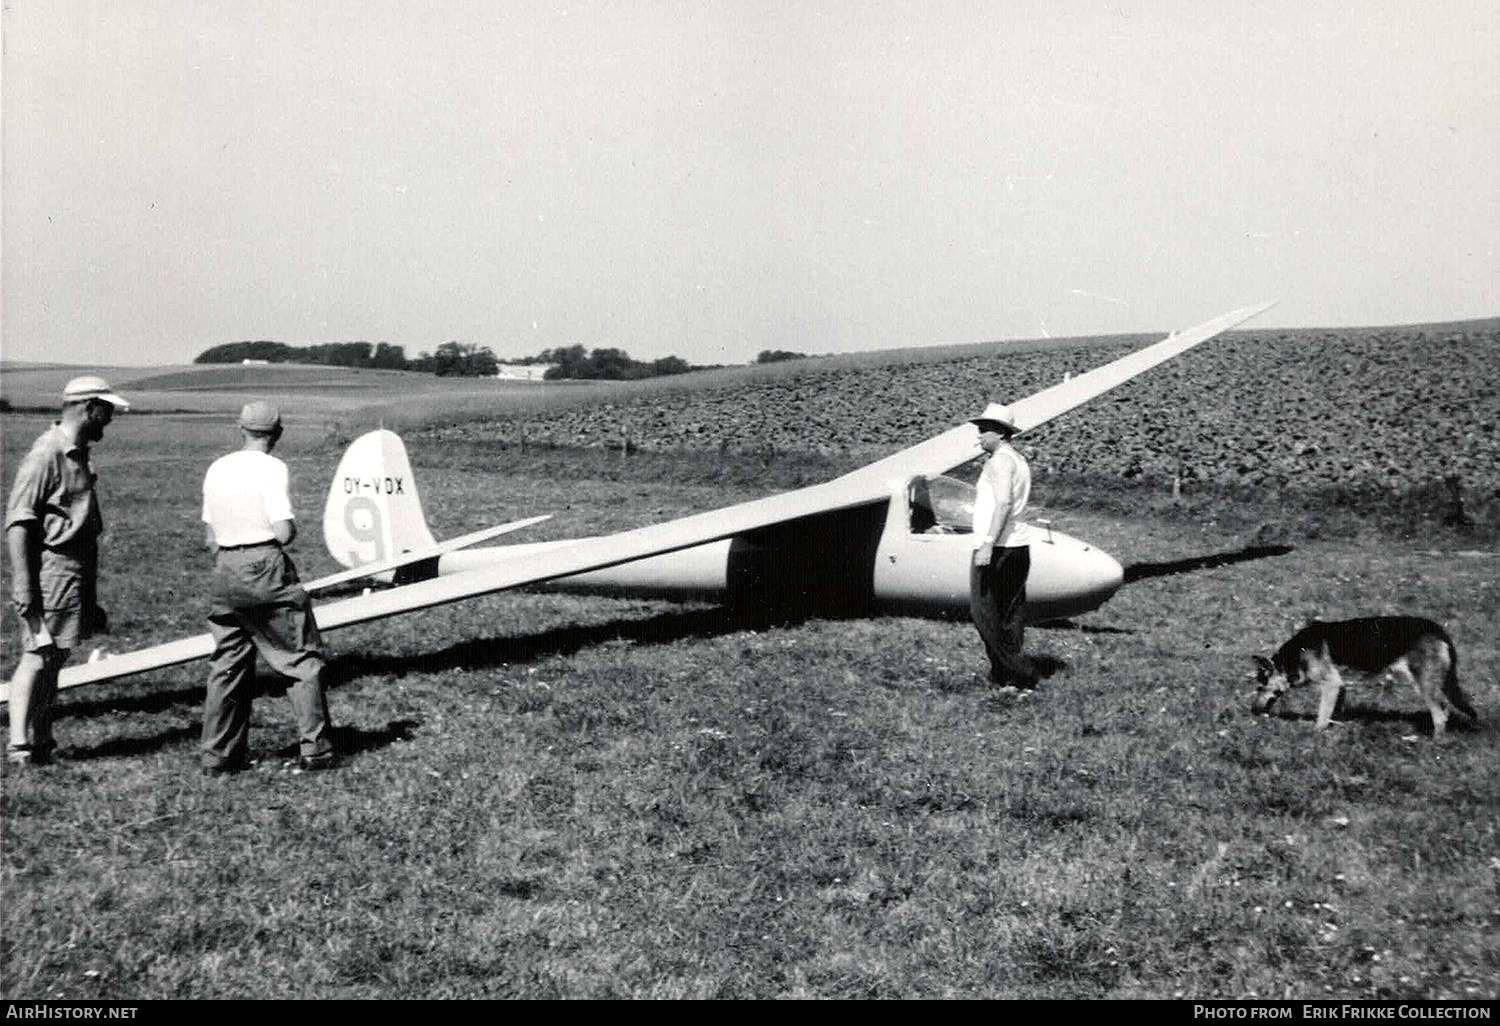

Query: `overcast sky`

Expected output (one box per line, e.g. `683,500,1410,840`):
3,0,1497,368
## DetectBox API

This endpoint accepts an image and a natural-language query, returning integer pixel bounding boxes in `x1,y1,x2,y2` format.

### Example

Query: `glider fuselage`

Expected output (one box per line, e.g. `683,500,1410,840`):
406,480,1123,623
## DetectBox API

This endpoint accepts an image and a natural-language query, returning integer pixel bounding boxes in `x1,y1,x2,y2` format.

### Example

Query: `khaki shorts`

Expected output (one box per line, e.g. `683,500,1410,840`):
17,550,94,652
18,604,84,653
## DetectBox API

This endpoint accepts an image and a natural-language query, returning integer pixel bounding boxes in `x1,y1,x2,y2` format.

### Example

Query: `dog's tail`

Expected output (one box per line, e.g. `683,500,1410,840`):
1442,636,1480,723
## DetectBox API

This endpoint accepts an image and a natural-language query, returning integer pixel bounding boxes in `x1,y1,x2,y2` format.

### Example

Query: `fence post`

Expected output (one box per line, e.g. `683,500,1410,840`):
1443,474,1470,527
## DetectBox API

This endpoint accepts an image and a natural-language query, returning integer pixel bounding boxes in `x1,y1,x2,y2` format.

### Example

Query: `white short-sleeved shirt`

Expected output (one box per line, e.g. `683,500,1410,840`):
971,443,1031,549
202,449,295,547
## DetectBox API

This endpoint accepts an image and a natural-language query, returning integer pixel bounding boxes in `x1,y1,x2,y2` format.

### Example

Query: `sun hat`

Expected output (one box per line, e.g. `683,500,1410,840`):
967,402,1017,433
63,375,131,410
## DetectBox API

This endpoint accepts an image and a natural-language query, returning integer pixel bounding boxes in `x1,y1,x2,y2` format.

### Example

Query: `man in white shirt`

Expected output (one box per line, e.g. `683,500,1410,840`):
968,403,1036,688
200,401,334,774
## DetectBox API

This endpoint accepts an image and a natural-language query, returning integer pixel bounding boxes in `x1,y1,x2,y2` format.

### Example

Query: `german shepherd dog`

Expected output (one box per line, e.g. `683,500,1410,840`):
1251,616,1479,737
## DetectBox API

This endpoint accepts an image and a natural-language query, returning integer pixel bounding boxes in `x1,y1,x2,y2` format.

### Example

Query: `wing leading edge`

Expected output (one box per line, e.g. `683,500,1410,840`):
834,301,1275,491
22,302,1272,697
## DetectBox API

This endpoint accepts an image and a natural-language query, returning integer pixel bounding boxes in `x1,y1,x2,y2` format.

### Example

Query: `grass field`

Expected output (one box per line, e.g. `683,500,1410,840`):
0,360,607,426
2,351,1497,999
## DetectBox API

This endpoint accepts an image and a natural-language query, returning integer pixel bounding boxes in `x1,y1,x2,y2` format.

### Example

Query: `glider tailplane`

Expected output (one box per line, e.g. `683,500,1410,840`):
322,429,438,570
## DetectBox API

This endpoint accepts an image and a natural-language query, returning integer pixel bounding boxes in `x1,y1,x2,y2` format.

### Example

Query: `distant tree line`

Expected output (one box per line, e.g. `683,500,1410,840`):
193,339,734,379
195,340,501,377
418,343,499,377
532,345,714,381
755,349,807,364
195,340,417,370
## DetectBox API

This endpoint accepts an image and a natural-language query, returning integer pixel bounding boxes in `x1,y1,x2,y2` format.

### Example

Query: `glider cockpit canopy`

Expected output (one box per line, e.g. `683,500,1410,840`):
907,474,977,535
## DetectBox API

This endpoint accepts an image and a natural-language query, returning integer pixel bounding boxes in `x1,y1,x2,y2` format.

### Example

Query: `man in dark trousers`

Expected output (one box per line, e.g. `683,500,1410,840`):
199,401,335,774
5,376,130,767
967,403,1036,688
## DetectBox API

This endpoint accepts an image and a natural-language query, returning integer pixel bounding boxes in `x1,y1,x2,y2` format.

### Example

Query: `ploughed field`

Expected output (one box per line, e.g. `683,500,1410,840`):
421,322,1500,508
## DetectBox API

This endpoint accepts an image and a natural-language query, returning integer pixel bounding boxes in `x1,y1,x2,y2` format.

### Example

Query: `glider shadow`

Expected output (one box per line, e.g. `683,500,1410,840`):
1030,545,1296,639
323,604,783,684
323,600,1088,688
61,717,422,764
55,588,1133,728
1122,544,1294,584
57,666,363,720
1035,619,1134,636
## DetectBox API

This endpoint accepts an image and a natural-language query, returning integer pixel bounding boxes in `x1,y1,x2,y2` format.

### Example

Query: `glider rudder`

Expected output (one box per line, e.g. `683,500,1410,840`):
322,429,438,569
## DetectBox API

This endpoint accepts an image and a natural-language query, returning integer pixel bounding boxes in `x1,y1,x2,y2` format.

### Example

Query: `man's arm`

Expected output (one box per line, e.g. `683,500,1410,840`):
7,521,42,613
972,458,1013,568
266,459,296,547
983,457,1016,546
6,450,51,611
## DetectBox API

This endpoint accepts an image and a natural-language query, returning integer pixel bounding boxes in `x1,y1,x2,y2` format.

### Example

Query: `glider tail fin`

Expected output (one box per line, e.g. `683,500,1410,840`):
322,429,438,570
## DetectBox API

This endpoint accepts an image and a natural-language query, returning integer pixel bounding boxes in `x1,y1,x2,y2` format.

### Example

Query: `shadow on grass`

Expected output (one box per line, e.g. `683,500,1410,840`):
58,667,361,721
51,601,933,722
1032,653,1067,681
54,666,416,765
65,723,200,761
937,652,1069,693
54,596,1146,725
323,604,779,684
64,718,422,764
61,681,204,719
1265,705,1483,735
270,720,421,759
1034,618,1135,635
1121,544,1294,584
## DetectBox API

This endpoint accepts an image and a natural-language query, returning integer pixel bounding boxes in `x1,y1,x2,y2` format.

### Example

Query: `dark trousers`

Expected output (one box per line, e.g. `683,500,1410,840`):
201,544,332,768
969,545,1033,686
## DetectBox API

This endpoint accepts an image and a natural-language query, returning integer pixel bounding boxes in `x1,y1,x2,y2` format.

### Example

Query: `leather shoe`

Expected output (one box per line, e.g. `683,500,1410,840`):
8,743,55,768
296,752,337,772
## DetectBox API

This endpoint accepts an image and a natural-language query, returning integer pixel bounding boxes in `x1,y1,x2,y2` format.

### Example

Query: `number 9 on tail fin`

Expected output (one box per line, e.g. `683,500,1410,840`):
322,430,438,569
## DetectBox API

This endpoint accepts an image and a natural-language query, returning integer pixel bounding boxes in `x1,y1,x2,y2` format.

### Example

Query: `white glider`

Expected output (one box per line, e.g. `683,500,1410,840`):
9,302,1273,700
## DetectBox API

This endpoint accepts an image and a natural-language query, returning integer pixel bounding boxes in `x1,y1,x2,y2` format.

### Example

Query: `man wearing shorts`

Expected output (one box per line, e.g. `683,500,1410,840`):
6,376,131,767
200,401,335,774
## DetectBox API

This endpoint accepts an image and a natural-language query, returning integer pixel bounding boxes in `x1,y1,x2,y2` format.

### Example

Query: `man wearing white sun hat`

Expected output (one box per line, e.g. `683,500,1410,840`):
5,376,130,767
967,402,1036,689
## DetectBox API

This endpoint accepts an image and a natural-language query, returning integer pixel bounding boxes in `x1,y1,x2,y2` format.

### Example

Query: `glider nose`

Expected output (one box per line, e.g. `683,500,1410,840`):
1082,547,1125,609
1024,528,1125,621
